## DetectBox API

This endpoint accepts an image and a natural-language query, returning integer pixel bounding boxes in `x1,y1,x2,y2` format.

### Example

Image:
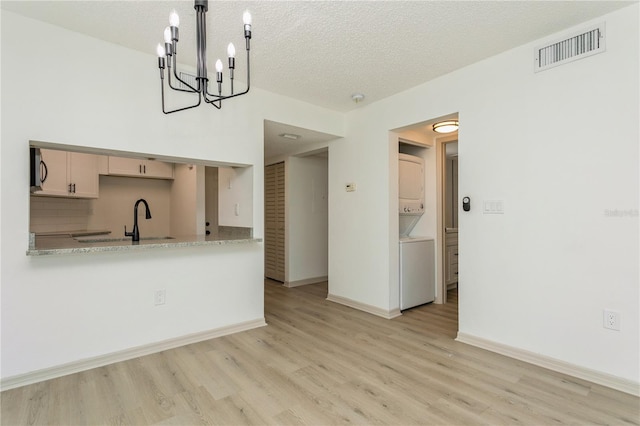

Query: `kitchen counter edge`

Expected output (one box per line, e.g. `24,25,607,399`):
27,237,262,256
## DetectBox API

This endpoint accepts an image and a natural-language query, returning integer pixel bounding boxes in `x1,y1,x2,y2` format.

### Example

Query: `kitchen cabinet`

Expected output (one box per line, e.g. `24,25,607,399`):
34,149,99,198
108,156,174,179
445,230,458,287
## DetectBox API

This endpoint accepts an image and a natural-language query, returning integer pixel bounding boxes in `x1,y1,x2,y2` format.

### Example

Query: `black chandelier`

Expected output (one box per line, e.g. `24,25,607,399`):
156,0,252,114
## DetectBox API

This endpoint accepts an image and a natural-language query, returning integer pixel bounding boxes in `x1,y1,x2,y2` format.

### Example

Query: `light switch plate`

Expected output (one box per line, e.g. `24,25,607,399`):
483,200,504,214
345,183,357,192
154,289,166,306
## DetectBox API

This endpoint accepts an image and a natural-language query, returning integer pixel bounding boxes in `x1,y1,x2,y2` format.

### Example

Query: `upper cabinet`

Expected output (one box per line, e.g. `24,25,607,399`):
108,156,174,179
33,149,99,198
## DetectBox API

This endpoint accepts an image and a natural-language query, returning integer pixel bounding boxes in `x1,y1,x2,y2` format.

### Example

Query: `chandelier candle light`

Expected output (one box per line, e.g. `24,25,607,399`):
156,0,252,114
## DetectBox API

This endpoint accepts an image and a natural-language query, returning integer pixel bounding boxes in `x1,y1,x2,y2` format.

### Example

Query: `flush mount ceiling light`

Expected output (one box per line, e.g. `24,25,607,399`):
432,120,459,134
156,0,252,114
279,133,301,140
351,93,365,103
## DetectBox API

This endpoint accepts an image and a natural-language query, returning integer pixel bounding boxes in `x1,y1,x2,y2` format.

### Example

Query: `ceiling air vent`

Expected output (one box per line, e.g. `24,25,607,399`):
178,72,198,91
534,23,605,72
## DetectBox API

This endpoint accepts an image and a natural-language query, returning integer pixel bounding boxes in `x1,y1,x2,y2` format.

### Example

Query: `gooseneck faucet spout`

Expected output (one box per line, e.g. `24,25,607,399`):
124,199,152,242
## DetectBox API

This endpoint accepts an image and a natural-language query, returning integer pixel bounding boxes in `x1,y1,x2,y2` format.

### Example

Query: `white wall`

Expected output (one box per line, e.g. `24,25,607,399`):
170,163,199,236
286,155,328,284
0,11,343,381
330,4,639,384
218,166,253,228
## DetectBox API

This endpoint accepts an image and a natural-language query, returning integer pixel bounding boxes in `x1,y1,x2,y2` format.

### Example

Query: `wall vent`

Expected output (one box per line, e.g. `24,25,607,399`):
178,72,198,91
534,23,605,72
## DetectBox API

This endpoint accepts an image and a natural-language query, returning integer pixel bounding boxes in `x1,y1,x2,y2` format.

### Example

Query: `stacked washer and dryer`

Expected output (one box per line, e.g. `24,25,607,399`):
399,153,435,310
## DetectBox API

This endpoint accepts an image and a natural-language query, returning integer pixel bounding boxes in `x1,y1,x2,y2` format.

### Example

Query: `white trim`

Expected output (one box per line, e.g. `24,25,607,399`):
284,276,328,288
456,332,640,397
327,293,402,319
0,318,267,392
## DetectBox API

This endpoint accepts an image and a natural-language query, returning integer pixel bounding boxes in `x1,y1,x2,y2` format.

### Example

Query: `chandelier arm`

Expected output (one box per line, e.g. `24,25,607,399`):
204,50,251,101
161,79,203,114
165,42,195,92
203,97,222,109
167,65,198,93
170,57,200,93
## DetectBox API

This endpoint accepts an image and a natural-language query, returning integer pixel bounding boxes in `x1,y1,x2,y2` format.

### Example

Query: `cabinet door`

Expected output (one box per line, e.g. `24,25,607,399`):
446,245,459,285
108,157,173,179
144,160,174,179
108,156,143,176
69,152,99,198
38,149,69,196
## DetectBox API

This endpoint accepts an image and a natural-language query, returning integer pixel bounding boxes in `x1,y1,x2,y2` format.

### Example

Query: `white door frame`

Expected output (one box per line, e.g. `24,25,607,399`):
435,134,458,304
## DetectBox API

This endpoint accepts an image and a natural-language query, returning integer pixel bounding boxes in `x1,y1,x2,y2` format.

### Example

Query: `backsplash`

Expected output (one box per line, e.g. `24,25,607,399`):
30,175,172,236
29,173,251,238
87,175,172,237
218,226,252,239
30,197,92,233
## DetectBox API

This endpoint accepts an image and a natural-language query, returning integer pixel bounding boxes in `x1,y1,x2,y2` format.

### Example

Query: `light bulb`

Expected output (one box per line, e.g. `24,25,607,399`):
169,9,180,27
163,26,172,43
243,10,252,25
227,43,236,58
215,59,223,73
156,43,166,58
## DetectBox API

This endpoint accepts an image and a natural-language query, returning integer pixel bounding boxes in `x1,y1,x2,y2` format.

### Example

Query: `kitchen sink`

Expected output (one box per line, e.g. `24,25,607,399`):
77,236,175,243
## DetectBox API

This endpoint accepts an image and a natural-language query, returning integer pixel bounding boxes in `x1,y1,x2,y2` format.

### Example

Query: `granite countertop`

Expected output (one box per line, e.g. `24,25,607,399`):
27,234,262,256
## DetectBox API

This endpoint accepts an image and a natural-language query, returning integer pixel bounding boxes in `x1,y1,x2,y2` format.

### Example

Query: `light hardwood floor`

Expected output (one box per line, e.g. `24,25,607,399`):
2,280,639,425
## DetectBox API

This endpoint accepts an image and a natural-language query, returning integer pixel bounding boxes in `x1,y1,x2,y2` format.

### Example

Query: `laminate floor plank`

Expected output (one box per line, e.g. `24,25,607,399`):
2,280,638,425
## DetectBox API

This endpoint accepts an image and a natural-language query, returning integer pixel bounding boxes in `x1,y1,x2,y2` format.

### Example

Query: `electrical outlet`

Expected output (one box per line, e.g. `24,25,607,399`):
154,289,166,306
603,309,620,331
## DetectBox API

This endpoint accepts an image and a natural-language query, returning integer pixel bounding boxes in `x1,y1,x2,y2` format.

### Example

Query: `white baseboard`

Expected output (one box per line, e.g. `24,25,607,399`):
0,318,267,392
456,332,639,397
327,293,402,319
284,276,328,288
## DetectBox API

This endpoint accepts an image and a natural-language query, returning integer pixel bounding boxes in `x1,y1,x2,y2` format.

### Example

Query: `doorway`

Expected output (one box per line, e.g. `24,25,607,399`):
437,136,459,304
263,120,337,287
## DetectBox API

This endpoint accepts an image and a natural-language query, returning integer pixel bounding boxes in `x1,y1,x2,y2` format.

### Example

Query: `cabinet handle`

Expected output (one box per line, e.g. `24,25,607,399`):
139,164,142,174
40,161,48,183
72,183,76,193
455,272,458,275
68,183,72,193
454,253,458,256
143,165,146,174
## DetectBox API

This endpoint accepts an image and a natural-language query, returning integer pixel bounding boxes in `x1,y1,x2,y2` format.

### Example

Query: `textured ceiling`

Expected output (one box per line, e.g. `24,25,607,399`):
2,0,633,113
2,0,634,157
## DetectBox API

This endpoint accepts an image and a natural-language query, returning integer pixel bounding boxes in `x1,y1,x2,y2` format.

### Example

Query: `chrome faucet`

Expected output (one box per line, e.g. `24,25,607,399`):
124,198,152,242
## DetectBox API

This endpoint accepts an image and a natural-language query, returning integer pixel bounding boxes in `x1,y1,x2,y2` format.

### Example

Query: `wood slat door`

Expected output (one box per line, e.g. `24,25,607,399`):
265,162,285,281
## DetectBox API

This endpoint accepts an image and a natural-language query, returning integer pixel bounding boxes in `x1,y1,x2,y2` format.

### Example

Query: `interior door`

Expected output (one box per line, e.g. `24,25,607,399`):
265,162,285,282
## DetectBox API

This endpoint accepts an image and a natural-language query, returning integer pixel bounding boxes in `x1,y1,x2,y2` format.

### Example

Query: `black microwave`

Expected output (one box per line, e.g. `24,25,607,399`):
30,147,47,192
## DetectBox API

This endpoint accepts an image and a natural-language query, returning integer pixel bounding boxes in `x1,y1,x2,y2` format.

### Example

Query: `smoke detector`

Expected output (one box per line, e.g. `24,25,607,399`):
351,93,365,103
